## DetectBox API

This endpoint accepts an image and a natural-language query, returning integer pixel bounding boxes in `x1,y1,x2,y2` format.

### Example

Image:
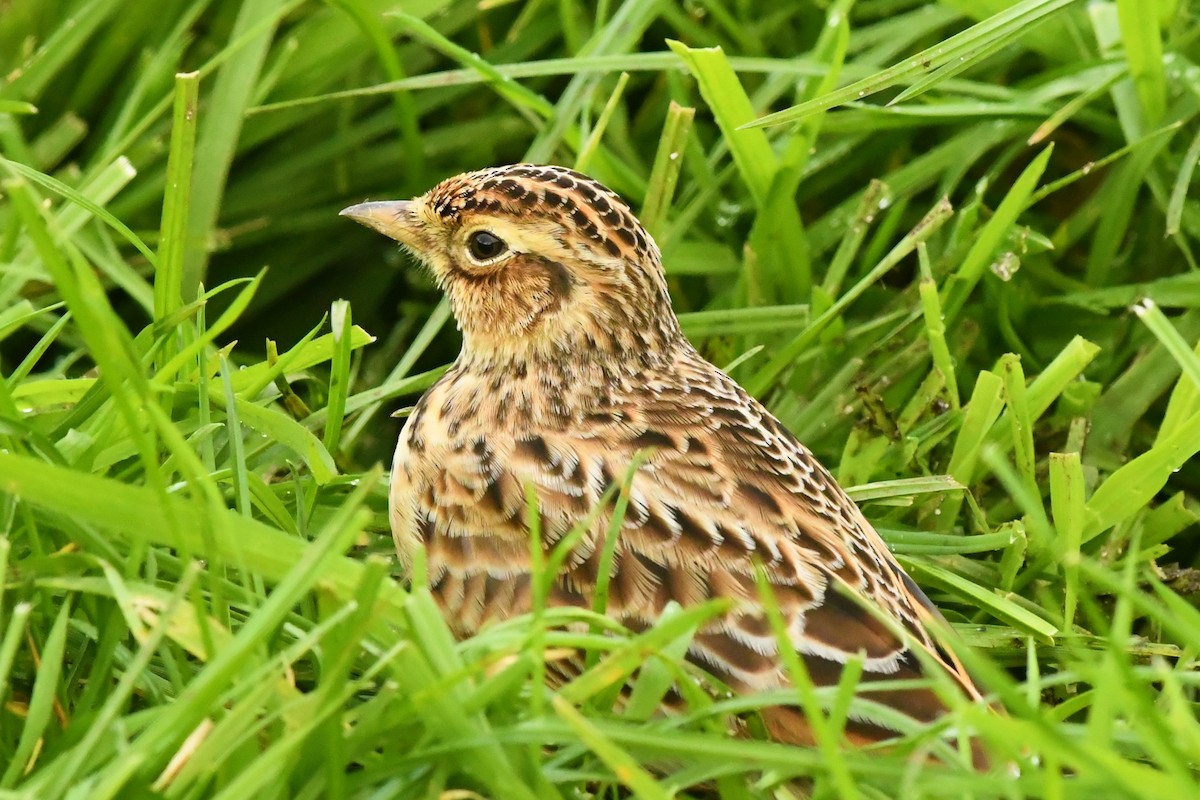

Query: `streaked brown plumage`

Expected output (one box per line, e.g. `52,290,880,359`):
342,164,987,760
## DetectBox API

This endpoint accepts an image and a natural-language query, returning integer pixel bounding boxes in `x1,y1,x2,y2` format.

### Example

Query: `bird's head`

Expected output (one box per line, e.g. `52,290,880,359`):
341,164,681,367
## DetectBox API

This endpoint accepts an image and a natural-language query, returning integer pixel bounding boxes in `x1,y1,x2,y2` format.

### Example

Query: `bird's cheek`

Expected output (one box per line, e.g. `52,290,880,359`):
445,279,515,336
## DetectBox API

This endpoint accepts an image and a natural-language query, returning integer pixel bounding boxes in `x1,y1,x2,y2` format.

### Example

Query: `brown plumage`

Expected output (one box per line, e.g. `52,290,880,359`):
341,164,988,761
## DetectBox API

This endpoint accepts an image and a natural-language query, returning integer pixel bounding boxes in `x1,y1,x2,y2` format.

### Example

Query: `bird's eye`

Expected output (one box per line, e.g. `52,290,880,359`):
466,230,508,263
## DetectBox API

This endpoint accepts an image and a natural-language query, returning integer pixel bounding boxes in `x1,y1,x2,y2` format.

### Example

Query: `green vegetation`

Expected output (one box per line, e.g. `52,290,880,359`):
1,0,1199,797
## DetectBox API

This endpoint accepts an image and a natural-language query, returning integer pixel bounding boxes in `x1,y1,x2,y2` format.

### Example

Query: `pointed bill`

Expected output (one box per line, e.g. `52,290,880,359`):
339,200,418,243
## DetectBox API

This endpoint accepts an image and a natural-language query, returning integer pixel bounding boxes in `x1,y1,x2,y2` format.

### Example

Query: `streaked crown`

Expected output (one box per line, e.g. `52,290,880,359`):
424,164,659,266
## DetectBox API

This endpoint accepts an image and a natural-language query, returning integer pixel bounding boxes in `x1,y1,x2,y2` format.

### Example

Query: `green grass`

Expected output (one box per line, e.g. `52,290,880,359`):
2,0,1200,797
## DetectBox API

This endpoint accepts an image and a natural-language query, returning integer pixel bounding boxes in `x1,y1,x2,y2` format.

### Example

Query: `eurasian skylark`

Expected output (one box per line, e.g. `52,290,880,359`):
342,164,987,760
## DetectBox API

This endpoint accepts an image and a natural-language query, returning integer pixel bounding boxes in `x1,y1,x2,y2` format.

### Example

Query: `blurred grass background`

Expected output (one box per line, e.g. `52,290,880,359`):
2,0,1200,797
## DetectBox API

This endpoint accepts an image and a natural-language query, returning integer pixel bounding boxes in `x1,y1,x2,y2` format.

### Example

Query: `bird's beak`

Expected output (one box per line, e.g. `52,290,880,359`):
339,200,418,244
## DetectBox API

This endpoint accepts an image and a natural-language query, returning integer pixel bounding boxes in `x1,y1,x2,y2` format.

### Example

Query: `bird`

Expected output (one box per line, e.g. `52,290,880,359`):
340,163,989,766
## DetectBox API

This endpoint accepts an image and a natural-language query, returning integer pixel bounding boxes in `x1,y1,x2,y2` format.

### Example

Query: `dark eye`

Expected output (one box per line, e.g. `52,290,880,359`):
466,230,507,262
